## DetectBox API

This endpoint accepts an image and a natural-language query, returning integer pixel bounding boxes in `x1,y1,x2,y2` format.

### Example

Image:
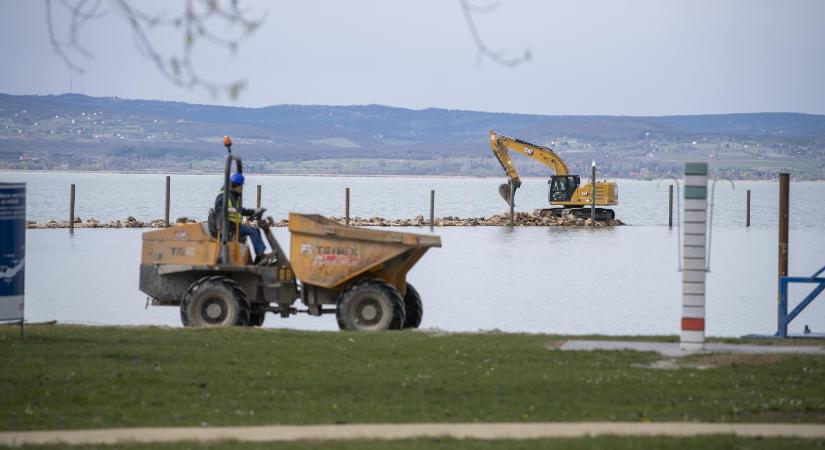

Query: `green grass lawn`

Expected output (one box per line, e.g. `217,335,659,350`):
1,325,824,431
7,437,825,450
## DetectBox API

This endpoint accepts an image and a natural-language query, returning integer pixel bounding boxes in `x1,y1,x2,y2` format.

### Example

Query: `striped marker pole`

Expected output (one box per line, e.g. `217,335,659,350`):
681,162,708,351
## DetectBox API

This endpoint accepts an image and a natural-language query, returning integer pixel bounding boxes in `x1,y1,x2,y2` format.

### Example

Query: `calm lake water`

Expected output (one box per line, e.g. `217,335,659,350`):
4,171,824,336
21,225,825,337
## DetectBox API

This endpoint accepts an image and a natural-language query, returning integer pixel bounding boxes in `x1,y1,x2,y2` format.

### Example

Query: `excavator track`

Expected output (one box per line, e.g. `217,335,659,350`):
534,207,615,221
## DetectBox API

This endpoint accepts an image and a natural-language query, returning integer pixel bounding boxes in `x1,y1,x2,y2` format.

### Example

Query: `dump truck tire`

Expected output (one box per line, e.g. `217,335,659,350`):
180,276,249,327
402,283,423,329
336,279,405,331
247,309,266,327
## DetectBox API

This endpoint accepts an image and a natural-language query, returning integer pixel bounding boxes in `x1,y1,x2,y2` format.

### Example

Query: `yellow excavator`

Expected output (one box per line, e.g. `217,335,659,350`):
489,130,619,220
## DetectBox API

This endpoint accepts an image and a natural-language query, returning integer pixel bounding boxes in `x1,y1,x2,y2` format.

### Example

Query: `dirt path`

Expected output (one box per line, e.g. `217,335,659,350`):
2,422,825,446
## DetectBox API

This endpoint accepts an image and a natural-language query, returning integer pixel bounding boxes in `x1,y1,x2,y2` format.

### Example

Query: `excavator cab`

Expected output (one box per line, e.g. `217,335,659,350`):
549,175,580,202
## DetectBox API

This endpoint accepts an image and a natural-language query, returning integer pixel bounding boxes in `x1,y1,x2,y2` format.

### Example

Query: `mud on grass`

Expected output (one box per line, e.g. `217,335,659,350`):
1,325,825,431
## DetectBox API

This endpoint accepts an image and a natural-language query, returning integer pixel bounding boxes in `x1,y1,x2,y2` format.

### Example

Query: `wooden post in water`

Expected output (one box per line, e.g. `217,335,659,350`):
778,173,789,329
508,181,515,227
746,189,751,227
256,184,262,209
668,184,674,228
429,190,435,231
345,187,350,226
69,184,75,233
164,176,171,228
590,161,596,223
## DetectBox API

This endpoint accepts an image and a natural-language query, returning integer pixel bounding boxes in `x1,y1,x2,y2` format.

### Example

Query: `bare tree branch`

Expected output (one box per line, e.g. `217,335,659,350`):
46,0,87,73
459,0,531,68
47,0,524,98
65,0,107,58
45,0,265,99
462,0,500,14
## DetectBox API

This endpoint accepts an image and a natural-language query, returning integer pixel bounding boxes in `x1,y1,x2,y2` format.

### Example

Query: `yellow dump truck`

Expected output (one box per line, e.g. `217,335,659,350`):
139,138,441,331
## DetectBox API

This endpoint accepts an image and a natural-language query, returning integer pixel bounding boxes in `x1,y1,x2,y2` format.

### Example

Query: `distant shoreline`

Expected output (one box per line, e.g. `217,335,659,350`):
1,168,502,179
0,169,817,183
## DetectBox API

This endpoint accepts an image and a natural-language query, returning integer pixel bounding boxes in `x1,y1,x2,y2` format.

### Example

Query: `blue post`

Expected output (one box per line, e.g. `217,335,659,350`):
775,265,825,338
778,278,789,338
0,183,26,326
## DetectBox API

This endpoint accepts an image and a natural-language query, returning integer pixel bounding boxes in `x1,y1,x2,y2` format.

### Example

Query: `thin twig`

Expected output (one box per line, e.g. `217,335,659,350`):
46,0,86,73
45,0,264,99
459,0,530,68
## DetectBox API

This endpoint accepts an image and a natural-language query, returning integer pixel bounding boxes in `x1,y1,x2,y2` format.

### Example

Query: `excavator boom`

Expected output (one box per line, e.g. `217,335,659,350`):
490,130,570,206
489,131,569,185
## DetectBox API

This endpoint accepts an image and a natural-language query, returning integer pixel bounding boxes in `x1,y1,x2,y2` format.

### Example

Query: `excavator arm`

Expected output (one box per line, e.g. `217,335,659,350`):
489,130,569,205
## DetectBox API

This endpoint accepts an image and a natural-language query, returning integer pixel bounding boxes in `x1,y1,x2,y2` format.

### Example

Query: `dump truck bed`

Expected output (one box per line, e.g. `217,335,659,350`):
288,213,441,292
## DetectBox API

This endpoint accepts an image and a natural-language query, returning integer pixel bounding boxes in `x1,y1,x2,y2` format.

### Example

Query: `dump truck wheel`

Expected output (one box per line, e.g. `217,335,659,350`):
247,308,266,327
180,276,249,327
336,279,405,331
402,283,423,329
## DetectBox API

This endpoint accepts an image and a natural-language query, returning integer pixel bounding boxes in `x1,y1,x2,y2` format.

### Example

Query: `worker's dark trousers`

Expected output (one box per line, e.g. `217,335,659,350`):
239,224,266,257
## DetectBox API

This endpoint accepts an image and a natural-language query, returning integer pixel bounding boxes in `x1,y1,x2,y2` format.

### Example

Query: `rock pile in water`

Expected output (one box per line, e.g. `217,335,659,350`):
330,212,623,227
28,217,184,229
27,213,623,229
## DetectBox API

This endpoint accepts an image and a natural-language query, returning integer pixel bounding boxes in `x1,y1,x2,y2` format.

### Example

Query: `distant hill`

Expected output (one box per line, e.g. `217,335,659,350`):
1,93,823,178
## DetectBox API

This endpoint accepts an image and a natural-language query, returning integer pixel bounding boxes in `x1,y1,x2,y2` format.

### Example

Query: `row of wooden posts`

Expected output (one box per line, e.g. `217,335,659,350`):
68,177,438,231
67,176,760,231
666,184,753,228
343,187,436,229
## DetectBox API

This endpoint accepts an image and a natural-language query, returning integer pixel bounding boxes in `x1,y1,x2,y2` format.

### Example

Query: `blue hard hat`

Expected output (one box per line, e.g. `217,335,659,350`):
230,173,245,186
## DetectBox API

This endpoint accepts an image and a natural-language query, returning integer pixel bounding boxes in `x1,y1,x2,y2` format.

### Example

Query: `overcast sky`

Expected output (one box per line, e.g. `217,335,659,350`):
1,0,824,116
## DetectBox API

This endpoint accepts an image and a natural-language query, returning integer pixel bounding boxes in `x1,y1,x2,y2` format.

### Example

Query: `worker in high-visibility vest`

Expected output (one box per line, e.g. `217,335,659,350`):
214,173,267,263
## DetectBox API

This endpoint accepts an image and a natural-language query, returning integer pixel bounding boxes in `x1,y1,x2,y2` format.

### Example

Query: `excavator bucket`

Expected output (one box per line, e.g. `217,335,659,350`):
499,182,517,206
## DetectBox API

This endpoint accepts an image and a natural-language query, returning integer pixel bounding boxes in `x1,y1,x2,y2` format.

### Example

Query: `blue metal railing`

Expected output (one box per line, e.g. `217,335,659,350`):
776,265,825,337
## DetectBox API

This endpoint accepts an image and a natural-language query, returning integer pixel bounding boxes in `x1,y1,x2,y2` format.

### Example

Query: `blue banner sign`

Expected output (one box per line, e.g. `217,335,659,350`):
0,183,25,321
